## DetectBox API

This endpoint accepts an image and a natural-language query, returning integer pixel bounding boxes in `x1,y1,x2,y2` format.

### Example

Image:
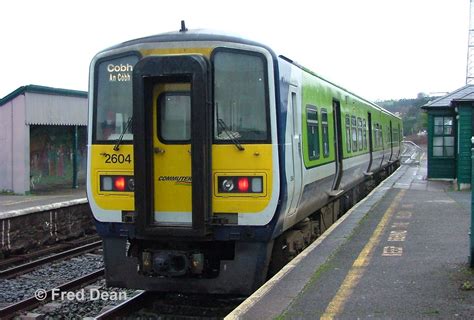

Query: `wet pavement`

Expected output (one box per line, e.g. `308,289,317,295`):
227,157,474,319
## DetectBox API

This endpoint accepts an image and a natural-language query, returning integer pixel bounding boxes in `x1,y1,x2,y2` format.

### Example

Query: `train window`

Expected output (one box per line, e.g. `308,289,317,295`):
158,92,191,142
373,124,377,148
433,116,454,157
351,116,357,151
321,109,329,157
306,106,320,160
388,126,391,146
345,115,351,152
380,125,384,147
379,124,383,147
393,128,398,147
357,117,363,151
374,123,380,148
213,49,269,143
94,54,139,142
363,119,367,150
374,124,377,147
398,124,402,145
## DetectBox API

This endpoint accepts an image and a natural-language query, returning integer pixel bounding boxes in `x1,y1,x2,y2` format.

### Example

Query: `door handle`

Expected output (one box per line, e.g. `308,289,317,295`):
154,147,165,154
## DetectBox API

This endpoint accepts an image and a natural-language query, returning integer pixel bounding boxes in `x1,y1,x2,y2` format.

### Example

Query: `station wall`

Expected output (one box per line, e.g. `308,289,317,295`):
0,95,29,194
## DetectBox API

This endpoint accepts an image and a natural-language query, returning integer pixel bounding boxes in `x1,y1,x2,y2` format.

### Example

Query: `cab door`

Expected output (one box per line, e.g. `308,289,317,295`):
133,55,211,237
153,83,192,225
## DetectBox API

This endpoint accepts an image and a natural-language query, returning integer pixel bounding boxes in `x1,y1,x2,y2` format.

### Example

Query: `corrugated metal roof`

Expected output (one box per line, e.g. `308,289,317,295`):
0,85,87,107
0,85,88,126
422,85,474,109
25,92,87,126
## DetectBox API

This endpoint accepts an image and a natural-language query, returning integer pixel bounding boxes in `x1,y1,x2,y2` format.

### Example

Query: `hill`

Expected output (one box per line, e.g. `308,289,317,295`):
377,93,439,142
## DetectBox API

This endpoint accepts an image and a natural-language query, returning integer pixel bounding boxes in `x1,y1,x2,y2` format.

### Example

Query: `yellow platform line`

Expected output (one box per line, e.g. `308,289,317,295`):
320,189,406,320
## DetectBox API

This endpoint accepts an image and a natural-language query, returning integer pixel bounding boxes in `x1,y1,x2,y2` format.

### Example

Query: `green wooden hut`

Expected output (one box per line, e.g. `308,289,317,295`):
422,85,474,190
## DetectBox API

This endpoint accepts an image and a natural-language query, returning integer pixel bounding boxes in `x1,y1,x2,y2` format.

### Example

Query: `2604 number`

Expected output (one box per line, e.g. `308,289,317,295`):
102,153,132,164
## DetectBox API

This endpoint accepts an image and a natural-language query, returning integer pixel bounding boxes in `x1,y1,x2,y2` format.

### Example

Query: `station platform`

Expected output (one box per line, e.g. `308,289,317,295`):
227,159,474,319
0,188,86,218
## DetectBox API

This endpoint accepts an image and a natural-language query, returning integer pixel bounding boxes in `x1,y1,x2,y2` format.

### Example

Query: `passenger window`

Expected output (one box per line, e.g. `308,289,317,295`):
374,123,379,148
363,119,367,150
393,128,399,147
321,109,329,157
380,125,384,147
351,116,357,151
306,105,320,160
357,117,363,151
345,115,351,152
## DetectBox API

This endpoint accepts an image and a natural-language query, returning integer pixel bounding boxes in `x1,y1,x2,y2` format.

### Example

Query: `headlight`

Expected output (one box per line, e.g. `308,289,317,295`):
222,179,234,192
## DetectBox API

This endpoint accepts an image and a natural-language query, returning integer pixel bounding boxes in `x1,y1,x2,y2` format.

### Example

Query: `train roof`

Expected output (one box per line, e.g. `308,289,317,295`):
278,56,400,119
102,27,400,120
103,28,275,55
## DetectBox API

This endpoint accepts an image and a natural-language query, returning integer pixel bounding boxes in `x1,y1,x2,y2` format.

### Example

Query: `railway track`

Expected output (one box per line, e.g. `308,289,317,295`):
0,235,101,271
0,238,104,318
96,291,245,319
0,269,104,319
0,240,102,279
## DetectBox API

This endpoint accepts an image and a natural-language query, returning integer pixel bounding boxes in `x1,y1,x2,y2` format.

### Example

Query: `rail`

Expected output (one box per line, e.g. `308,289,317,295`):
0,235,101,271
94,291,245,319
94,290,148,319
0,240,102,279
0,269,104,319
400,140,424,165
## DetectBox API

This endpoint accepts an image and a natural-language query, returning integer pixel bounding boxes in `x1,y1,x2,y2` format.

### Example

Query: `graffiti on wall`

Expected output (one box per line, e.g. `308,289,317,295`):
29,125,87,190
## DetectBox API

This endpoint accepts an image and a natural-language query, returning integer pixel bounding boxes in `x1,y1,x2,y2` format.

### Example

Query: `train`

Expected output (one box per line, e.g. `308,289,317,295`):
87,25,402,295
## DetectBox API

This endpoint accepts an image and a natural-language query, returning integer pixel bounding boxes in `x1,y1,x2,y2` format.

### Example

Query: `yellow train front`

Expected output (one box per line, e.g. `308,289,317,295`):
87,28,401,295
88,30,281,294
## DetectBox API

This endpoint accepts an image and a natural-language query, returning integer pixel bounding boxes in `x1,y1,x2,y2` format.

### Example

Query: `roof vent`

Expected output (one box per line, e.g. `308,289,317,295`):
179,20,188,33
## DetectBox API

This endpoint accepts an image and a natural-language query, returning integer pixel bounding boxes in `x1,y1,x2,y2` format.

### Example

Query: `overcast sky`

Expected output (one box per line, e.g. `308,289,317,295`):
0,0,469,101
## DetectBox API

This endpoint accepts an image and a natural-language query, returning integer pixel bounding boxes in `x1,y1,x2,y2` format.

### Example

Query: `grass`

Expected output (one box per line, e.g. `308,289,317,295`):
422,309,440,315
461,280,473,291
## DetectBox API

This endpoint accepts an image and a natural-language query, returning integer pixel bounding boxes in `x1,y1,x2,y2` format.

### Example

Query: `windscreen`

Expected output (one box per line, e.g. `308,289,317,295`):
213,50,269,143
94,55,139,142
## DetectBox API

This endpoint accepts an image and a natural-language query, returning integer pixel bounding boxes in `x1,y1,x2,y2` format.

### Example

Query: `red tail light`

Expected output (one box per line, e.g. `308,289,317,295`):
237,177,249,192
114,177,126,191
100,175,134,192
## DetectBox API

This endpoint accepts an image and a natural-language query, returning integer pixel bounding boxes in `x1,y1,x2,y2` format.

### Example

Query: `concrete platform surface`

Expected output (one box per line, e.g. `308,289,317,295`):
227,159,474,319
0,188,86,218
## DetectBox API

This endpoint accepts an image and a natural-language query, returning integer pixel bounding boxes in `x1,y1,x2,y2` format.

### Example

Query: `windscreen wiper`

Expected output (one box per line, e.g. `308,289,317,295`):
113,117,133,151
217,118,245,151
